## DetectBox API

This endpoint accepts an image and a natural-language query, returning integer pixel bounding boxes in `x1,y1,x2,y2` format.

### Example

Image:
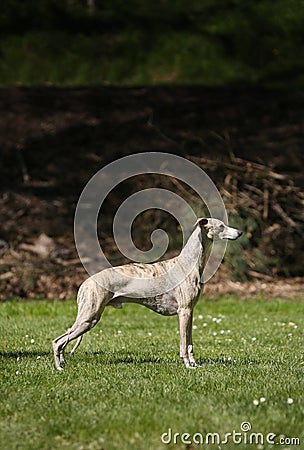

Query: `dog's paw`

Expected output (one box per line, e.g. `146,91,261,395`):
185,361,198,369
185,360,203,369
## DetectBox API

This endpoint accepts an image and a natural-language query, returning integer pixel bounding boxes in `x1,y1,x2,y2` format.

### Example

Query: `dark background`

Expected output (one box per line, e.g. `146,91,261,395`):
0,1,303,300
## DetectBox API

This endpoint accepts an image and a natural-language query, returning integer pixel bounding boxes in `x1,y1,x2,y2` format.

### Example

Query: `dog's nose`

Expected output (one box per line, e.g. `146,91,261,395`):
238,230,243,237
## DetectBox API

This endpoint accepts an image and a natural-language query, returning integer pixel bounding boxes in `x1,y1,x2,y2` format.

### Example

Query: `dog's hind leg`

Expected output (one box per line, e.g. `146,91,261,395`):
53,317,100,370
53,278,108,370
70,335,83,356
53,330,71,370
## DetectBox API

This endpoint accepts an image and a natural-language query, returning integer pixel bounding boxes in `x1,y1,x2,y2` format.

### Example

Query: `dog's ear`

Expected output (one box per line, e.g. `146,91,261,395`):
194,218,208,228
199,218,208,226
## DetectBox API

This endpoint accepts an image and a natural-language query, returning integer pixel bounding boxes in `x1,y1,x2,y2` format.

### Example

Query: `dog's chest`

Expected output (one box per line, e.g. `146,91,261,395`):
141,293,179,316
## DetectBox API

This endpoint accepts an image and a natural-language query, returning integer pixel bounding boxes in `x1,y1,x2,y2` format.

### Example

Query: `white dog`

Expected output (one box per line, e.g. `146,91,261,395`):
53,218,242,370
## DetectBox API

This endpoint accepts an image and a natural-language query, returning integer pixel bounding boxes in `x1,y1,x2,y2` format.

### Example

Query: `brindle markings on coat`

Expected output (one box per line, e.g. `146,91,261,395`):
53,218,242,370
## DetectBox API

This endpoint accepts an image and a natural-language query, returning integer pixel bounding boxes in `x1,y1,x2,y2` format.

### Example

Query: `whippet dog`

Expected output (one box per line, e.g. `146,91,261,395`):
53,218,242,370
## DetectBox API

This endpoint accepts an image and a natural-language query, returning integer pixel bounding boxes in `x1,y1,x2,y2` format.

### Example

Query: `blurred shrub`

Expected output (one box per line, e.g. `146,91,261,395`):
1,0,304,86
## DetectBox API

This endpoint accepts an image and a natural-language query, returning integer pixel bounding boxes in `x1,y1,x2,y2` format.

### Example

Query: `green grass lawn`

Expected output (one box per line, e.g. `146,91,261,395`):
0,296,303,449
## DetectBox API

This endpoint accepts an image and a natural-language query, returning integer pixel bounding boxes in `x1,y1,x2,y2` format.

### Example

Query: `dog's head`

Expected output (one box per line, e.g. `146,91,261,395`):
195,218,242,240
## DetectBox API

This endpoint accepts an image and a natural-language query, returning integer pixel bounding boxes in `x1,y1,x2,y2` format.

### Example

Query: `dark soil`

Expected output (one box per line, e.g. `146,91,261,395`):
0,86,303,300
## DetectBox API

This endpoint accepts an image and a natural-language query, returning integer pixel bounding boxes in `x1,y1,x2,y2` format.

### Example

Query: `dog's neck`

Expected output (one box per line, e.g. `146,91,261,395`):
177,225,212,276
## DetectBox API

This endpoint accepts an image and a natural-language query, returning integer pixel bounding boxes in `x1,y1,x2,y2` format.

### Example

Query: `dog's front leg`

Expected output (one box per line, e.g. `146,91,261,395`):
178,307,196,368
186,311,196,367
